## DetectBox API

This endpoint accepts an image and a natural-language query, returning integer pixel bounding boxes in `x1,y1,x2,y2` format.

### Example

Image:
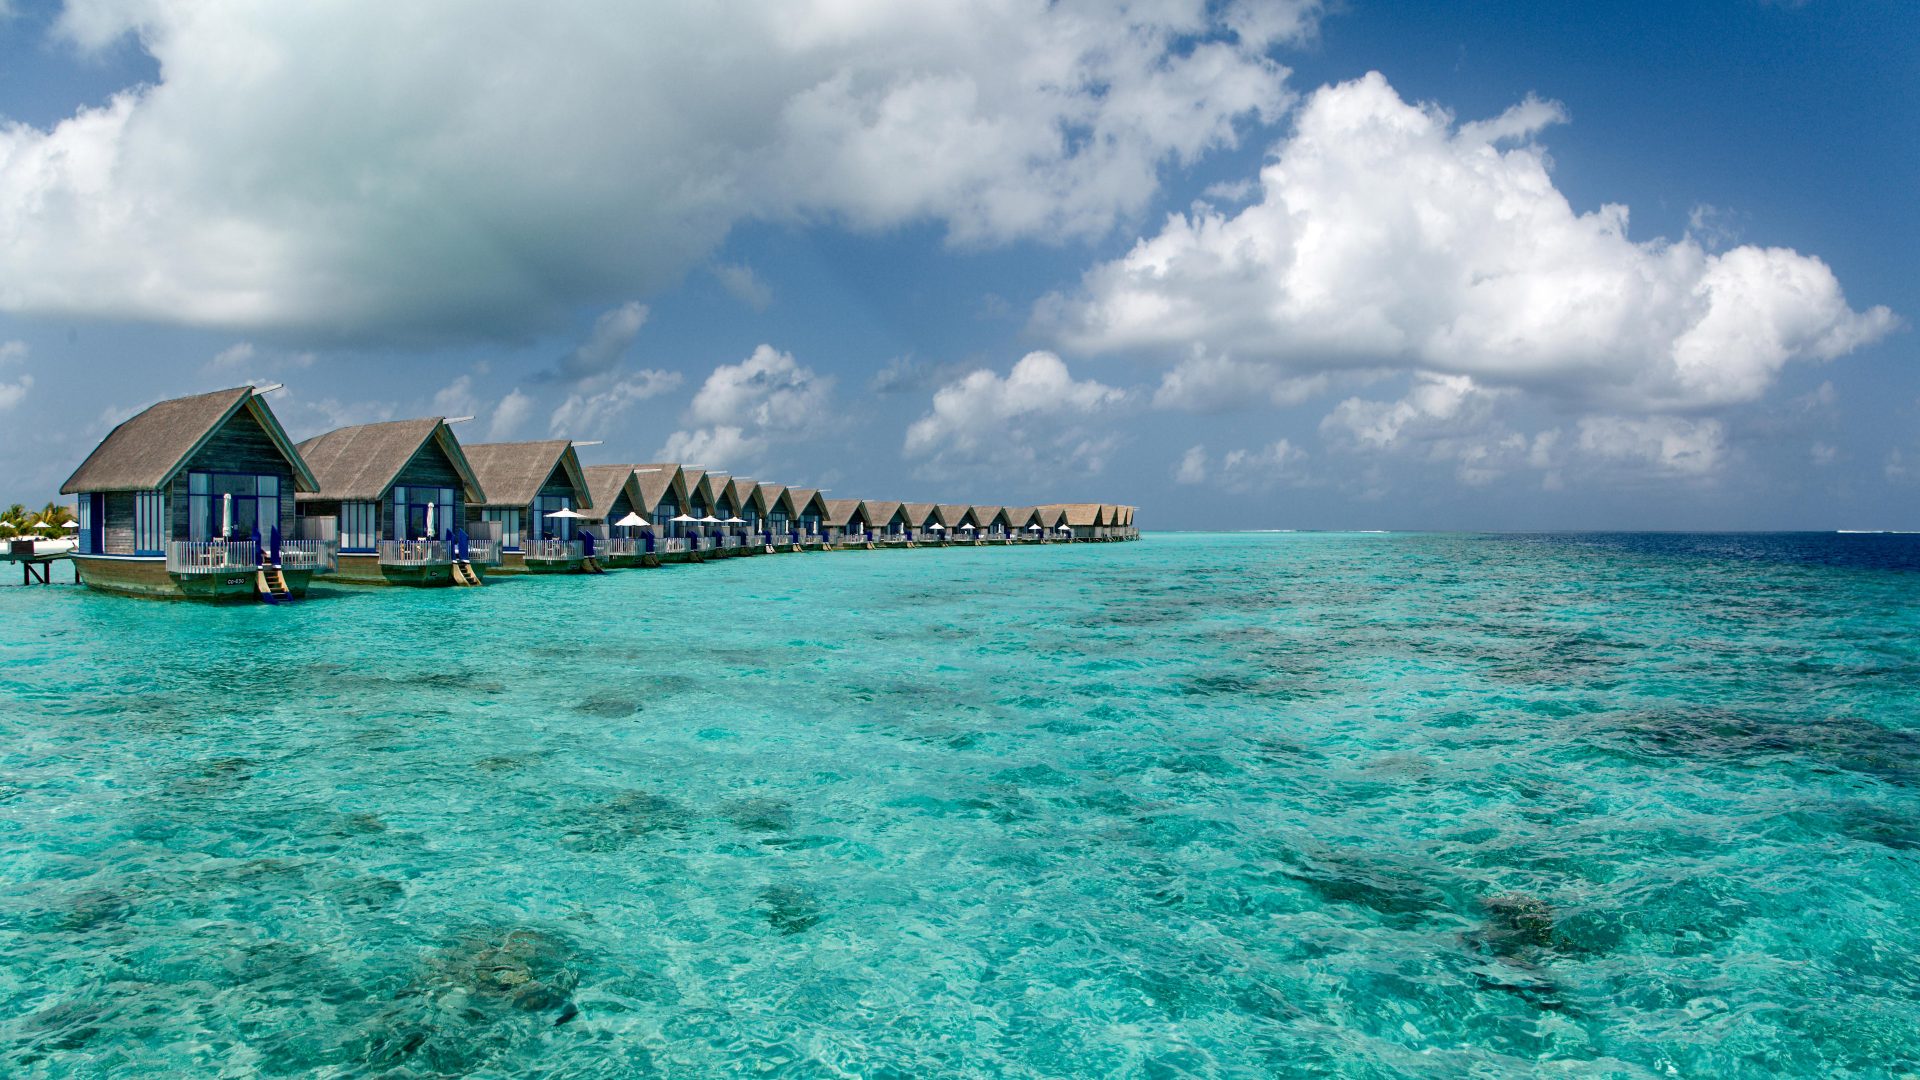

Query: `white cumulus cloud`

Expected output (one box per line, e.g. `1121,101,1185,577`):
659,344,832,468
1043,71,1896,412
1,0,1306,340
904,350,1125,462
550,369,682,438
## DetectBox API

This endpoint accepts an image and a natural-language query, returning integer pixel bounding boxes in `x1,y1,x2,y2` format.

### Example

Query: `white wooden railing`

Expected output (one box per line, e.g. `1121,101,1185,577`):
603,538,643,556
524,539,583,560
279,540,337,571
467,540,501,565
167,541,258,574
378,540,449,566
660,537,690,553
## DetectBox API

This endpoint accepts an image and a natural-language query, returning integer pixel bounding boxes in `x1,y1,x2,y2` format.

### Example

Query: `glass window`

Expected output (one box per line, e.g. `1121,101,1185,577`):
135,492,165,554
484,508,523,550
340,501,378,551
188,471,278,542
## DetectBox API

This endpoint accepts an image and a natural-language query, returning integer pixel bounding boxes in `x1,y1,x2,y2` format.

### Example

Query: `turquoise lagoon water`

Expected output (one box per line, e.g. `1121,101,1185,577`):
2,532,1919,1077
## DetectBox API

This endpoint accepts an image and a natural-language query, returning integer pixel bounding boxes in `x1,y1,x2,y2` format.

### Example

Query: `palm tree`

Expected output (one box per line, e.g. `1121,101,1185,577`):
1,504,25,531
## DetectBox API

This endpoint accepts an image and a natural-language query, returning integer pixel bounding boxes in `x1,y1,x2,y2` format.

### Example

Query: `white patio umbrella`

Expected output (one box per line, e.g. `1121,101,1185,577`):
615,512,651,528
723,516,746,524
32,519,54,531
669,514,700,523
1057,524,1072,533
425,502,436,538
221,493,233,538
928,522,946,531
544,508,585,519
959,523,976,531
1026,523,1042,531
0,520,15,531
62,519,79,529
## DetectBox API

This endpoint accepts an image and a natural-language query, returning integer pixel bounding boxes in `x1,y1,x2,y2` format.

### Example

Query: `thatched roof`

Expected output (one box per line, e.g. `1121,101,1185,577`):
1034,506,1069,528
1039,502,1107,527
823,499,869,527
966,505,1004,528
632,464,687,510
721,476,763,514
787,488,829,518
681,468,714,508
463,441,592,509
864,500,907,527
903,502,941,527
1004,506,1041,529
936,504,969,526
295,417,483,504
63,386,318,495
754,482,794,517
581,465,651,521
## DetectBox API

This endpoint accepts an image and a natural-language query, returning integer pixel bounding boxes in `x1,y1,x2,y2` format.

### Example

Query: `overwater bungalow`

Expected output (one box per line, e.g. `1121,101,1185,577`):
680,467,720,552
1042,503,1108,541
787,488,829,545
626,464,690,560
903,502,943,544
864,500,910,544
62,385,333,601
937,503,971,544
1034,506,1071,541
463,440,595,573
1004,506,1041,540
715,476,763,555
822,499,872,546
969,505,1014,542
580,465,653,568
295,417,489,587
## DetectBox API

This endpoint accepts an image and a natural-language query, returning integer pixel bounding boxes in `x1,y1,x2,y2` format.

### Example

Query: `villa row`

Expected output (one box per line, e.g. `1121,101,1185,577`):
59,385,1139,601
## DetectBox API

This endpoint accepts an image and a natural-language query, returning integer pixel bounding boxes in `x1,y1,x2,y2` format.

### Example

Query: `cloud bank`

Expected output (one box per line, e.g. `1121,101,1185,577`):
0,0,1308,340
1043,72,1895,411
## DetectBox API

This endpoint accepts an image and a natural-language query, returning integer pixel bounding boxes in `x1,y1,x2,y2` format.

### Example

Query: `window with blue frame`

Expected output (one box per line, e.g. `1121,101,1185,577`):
657,495,680,537
77,494,94,554
483,508,523,550
393,485,456,540
188,471,279,542
531,495,574,541
339,501,377,551
134,492,165,554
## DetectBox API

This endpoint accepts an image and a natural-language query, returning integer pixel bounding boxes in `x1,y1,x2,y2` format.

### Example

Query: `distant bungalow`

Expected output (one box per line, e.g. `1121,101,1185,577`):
680,467,718,551
822,499,871,546
62,385,331,600
863,500,909,544
903,502,942,543
295,417,487,586
787,488,829,545
463,440,595,573
754,482,795,546
1040,503,1108,541
632,464,696,560
969,505,1013,542
580,464,652,568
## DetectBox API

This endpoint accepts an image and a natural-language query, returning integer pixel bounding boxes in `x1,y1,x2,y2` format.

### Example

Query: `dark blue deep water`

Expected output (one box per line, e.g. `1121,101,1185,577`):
2,532,1917,1077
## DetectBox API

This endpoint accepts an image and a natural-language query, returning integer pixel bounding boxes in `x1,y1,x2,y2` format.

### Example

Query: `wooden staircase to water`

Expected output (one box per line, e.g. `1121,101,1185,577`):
256,567,292,603
450,561,484,587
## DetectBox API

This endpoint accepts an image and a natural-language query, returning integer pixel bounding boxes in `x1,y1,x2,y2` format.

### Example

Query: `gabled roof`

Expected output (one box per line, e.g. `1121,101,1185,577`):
864,500,907,527
463,440,592,509
823,499,869,527
1040,502,1107,527
754,482,794,518
969,505,1009,528
903,502,941,527
632,464,688,510
722,476,763,513
936,504,969,526
295,417,483,504
580,465,645,521
681,468,714,507
787,488,829,518
1034,506,1069,528
1005,506,1041,528
62,386,318,495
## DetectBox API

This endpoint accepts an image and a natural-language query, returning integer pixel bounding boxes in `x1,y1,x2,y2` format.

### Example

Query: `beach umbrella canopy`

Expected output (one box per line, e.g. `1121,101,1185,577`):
615,512,650,528
62,519,79,528
670,514,699,522
32,520,54,531
959,523,976,530
929,522,946,531
723,516,746,524
1026,523,1042,531
698,515,721,523
1057,524,1071,532
0,521,13,531
544,508,585,519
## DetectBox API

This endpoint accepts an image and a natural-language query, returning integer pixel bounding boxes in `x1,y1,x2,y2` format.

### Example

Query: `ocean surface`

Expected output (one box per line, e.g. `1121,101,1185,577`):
2,532,1918,1078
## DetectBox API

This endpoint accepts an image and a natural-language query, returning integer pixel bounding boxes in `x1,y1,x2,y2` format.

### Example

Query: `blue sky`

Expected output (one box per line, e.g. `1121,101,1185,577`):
0,0,1912,529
